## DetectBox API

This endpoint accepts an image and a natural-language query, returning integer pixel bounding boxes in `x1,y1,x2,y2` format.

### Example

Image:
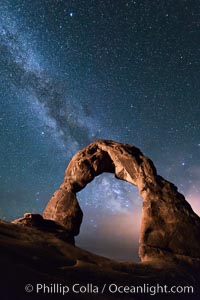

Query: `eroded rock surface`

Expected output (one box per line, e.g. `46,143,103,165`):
1,219,199,300
43,140,200,263
12,213,75,244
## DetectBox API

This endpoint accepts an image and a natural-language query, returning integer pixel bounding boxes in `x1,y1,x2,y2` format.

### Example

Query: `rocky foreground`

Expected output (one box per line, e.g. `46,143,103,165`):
0,213,199,300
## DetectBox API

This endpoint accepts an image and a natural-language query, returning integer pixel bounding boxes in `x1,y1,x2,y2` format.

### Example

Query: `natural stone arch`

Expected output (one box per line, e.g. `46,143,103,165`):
43,140,200,262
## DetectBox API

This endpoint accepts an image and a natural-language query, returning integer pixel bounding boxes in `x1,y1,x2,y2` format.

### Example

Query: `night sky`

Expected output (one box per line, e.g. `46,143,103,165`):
1,0,200,261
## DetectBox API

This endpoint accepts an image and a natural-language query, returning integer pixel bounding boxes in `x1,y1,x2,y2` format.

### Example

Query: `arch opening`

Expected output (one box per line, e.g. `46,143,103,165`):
76,173,142,261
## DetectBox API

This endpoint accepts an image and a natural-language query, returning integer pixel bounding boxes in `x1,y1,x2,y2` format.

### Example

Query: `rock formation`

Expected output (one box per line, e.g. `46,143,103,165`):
43,140,200,264
12,212,75,244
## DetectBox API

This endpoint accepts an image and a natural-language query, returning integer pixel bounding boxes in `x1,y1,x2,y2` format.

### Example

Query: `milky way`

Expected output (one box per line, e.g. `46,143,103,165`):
1,0,200,261
1,8,104,153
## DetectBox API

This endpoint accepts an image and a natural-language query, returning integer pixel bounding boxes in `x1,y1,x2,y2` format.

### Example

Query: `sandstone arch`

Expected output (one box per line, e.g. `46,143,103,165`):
43,140,200,262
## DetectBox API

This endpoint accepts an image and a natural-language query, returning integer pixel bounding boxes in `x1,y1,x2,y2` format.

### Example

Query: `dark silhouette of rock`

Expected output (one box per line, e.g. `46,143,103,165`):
43,140,200,264
0,219,199,300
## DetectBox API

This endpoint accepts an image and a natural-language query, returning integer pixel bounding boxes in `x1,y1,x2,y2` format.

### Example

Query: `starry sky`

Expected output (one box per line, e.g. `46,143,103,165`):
0,0,200,261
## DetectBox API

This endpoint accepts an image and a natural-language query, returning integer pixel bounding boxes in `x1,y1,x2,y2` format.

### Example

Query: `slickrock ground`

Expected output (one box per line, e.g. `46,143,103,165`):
0,216,199,300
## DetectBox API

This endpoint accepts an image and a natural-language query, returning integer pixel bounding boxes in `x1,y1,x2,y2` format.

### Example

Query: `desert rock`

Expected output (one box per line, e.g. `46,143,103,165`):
43,140,200,263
